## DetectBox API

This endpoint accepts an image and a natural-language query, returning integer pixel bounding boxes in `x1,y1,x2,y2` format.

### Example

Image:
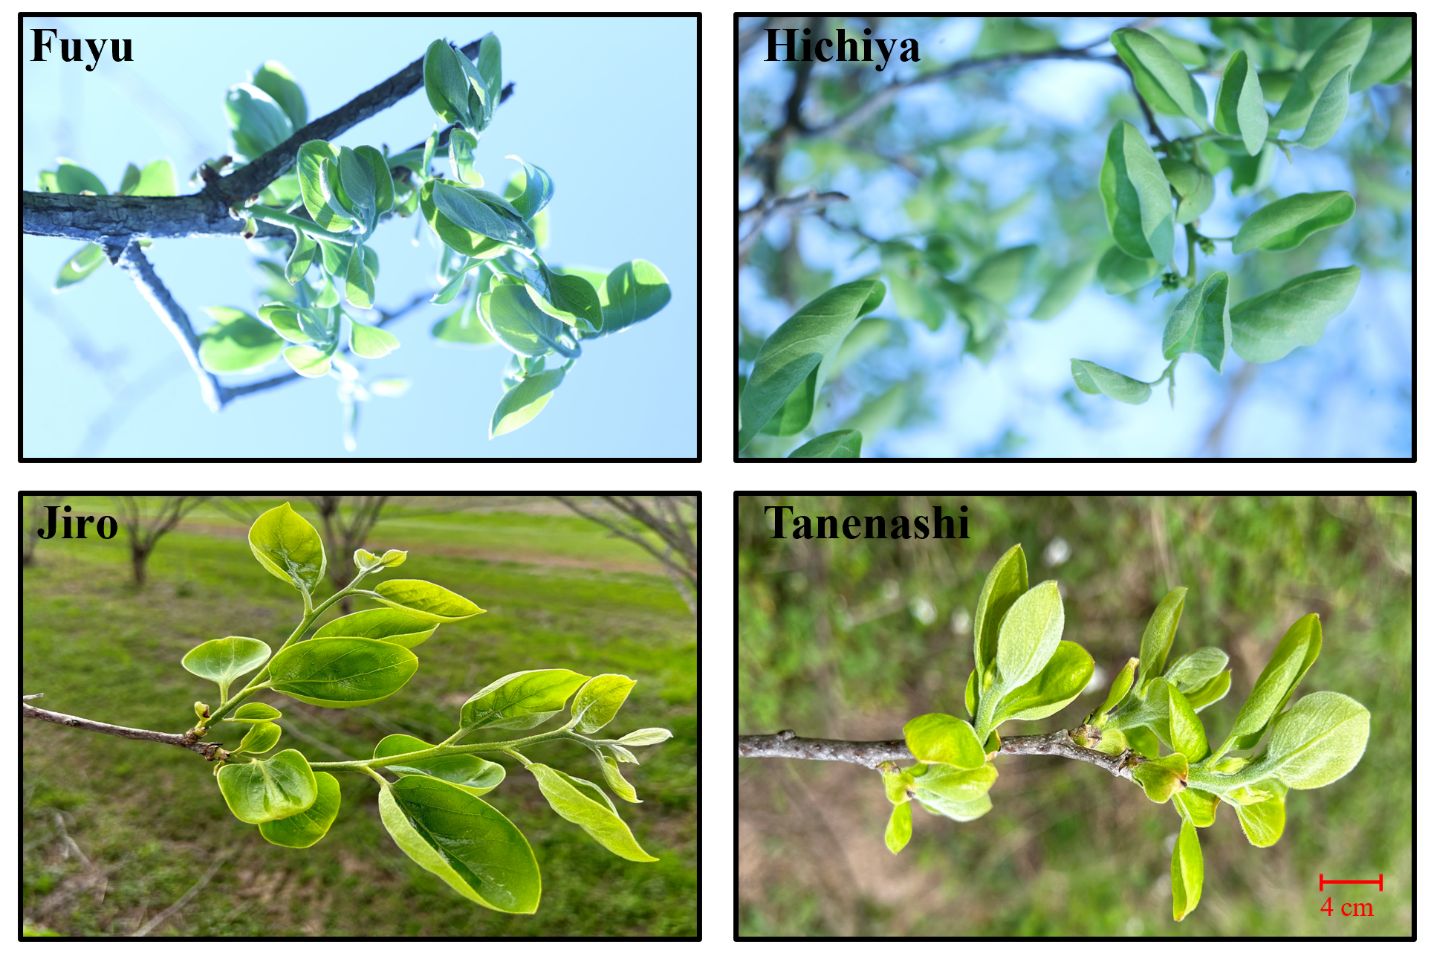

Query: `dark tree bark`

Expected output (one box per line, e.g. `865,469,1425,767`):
114,496,208,588
305,496,389,612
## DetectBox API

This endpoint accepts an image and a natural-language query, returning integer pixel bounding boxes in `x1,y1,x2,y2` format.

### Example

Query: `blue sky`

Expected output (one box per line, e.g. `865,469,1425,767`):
23,16,697,458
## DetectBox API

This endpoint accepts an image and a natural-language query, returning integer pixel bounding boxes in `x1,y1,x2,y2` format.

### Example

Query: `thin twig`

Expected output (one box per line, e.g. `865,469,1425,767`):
23,700,223,760
738,190,849,261
737,729,1138,780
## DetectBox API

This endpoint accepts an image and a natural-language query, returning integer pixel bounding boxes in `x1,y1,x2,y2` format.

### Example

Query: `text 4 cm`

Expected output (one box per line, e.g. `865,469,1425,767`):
1322,898,1374,917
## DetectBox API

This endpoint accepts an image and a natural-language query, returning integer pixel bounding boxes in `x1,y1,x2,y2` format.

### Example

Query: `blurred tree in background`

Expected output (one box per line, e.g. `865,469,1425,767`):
737,495,1411,936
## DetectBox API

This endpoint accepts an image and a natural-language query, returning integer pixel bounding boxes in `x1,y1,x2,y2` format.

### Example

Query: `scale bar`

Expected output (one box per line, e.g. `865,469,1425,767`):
1319,873,1384,892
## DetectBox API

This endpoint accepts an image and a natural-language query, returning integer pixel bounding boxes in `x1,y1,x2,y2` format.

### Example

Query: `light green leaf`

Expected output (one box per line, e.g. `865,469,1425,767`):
1165,648,1230,697
282,345,333,378
225,83,294,160
268,638,418,708
373,733,505,796
1111,29,1209,123
432,181,535,250
885,801,913,853
481,283,567,358
285,234,318,285
379,775,541,913
1092,656,1139,722
1351,17,1412,91
1274,18,1370,130
617,728,672,747
252,60,307,127
199,306,285,373
910,764,997,821
1100,121,1175,264
788,429,862,458
594,260,672,336
904,714,986,769
598,754,639,803
739,280,885,449
296,141,354,231
1029,255,1099,320
504,155,554,220
121,159,179,197
371,579,484,622
259,771,340,849
527,764,658,862
349,321,399,360
1298,67,1351,148
1261,691,1369,789
1161,158,1215,224
355,145,394,215
1230,266,1360,363
1070,359,1152,405
1222,612,1323,753
991,580,1064,691
41,160,106,195
314,608,438,648
1132,752,1188,804
423,40,475,127
1214,50,1268,155
1135,587,1188,690
1167,684,1209,761
972,544,1028,686
344,245,377,309
571,674,637,733
235,720,282,755
182,636,271,699
1162,272,1230,371
967,245,1035,305
1173,787,1220,828
55,243,107,290
248,502,326,593
490,368,566,438
460,669,590,730
1231,781,1286,846
1186,670,1232,711
1096,245,1160,295
993,640,1094,724
224,702,283,723
1171,817,1204,921
216,749,317,824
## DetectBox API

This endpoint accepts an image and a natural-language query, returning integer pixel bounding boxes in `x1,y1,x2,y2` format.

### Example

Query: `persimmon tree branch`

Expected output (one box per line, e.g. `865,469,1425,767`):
23,697,224,760
737,729,1138,780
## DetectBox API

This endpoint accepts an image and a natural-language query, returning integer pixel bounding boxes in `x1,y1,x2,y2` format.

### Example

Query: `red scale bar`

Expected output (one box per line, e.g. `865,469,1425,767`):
1319,873,1384,892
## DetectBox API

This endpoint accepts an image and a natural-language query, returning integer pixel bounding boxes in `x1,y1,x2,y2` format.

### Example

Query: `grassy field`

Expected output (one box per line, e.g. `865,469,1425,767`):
22,496,698,938
738,495,1412,938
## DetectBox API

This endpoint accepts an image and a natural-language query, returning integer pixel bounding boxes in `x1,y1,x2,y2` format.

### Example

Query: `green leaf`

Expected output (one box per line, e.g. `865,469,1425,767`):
1135,587,1187,690
371,579,484,622
1167,685,1209,761
258,304,313,344
225,83,294,160
373,733,505,796
1274,18,1370,131
41,160,106,195
181,636,271,699
225,702,283,723
1297,67,1351,148
283,344,333,378
1229,266,1360,363
904,714,986,769
379,775,541,913
973,544,1028,685
1351,17,1412,91
617,728,673,747
1111,28,1209,123
460,669,590,731
481,283,567,358
991,580,1064,691
252,60,307,128
216,749,317,824
1213,50,1268,155
1160,158,1215,225
1222,611,1324,750
285,234,318,284
349,321,400,360
296,141,354,231
527,764,658,862
1173,788,1220,828
1092,656,1139,722
1070,359,1152,404
1261,691,1369,789
1165,648,1230,698
1132,752,1188,803
1029,255,1098,320
432,283,496,347
787,429,862,458
1162,272,1230,371
1100,122,1175,264
259,771,340,849
910,764,997,821
1096,246,1160,295
599,754,639,803
248,502,326,593
268,638,419,708
356,145,395,215
884,801,913,853
571,674,637,733
54,243,107,290
1230,782,1286,846
490,368,566,438
120,159,178,197
1186,670,1232,711
992,641,1094,724
739,280,885,449
199,306,285,373
473,33,503,126
505,155,554,220
313,608,438,648
595,260,672,336
432,181,535,250
967,245,1035,305
423,40,475,128
235,720,282,755
343,244,377,309
1171,818,1204,921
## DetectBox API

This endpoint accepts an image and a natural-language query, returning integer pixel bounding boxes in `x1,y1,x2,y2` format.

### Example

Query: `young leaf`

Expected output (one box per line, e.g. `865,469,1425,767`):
1165,647,1230,701
1233,192,1355,254
225,702,283,723
423,40,475,128
1161,158,1215,224
885,802,913,854
1029,255,1098,320
1111,29,1209,123
1298,67,1351,148
55,243,106,290
1100,121,1175,264
283,344,333,378
910,764,997,821
259,771,340,849
1096,245,1161,295
991,640,1094,725
1186,670,1232,711
296,140,355,231
1229,266,1360,363
1213,50,1268,155
313,608,438,648
225,83,294,160
216,749,317,824
199,306,285,373
972,544,1028,684
1167,684,1209,761
739,280,886,449
1230,781,1287,846
379,775,541,913
1132,752,1188,804
1091,656,1139,722
235,720,282,755
1171,818,1204,921
967,245,1036,305
181,636,272,699
787,429,862,458
1162,272,1230,371
1273,18,1371,130
571,674,637,733
432,181,536,250
617,728,673,747
460,669,590,730
349,322,400,360
904,714,986,769
527,764,658,862
373,733,505,796
504,155,554,220
371,579,483,622
490,368,566,438
599,754,639,803
248,502,326,593
1224,613,1323,749
1350,17,1412,91
252,60,307,128
1135,587,1188,691
1261,691,1370,789
1070,359,1152,405
1173,787,1220,828
268,638,419,708
991,580,1065,692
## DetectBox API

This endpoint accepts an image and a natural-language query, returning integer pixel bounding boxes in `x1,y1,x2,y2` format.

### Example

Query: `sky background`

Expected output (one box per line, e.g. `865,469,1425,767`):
23,16,697,458
738,17,1412,458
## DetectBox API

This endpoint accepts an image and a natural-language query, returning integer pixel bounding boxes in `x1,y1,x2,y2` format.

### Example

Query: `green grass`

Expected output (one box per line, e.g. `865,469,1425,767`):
22,496,697,938
738,495,1411,938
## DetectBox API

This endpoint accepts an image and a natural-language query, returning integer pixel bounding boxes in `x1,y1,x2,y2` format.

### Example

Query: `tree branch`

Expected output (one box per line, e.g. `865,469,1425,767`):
23,698,223,760
737,729,1137,780
738,189,849,261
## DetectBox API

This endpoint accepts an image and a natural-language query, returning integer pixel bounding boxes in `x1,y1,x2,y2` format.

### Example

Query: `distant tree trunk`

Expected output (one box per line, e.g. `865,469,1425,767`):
114,496,208,589
305,496,390,613
130,546,150,588
22,497,57,567
552,496,698,615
